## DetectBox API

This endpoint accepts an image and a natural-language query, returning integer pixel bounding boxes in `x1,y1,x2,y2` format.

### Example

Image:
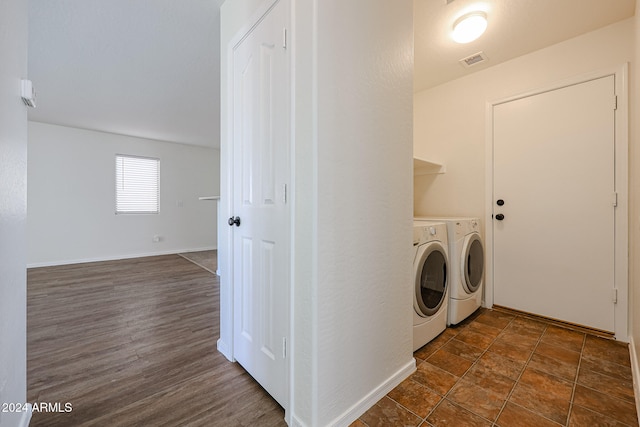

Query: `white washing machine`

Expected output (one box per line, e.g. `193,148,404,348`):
412,220,449,351
416,217,484,326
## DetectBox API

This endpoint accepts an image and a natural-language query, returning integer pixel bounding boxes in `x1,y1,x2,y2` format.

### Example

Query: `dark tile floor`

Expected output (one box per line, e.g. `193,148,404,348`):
353,308,638,427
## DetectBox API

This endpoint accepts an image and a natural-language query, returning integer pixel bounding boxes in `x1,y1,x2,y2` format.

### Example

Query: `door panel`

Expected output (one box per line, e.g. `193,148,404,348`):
231,0,289,408
493,76,615,332
260,240,276,359
240,237,253,341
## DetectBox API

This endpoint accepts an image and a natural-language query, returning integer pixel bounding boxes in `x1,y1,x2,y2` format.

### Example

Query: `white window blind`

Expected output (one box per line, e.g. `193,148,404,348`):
115,155,160,214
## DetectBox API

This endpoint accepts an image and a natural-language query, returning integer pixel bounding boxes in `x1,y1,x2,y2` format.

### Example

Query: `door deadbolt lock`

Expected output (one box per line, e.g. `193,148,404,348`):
496,199,505,206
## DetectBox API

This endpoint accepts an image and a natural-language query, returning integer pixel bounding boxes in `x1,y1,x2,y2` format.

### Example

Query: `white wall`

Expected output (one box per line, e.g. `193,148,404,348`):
414,18,634,222
0,0,29,426
220,0,414,425
313,1,414,425
27,122,219,266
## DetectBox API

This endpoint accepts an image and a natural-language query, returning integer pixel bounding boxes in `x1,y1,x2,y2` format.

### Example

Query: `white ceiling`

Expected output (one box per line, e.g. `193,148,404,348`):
28,1,635,149
28,0,224,148
415,0,636,92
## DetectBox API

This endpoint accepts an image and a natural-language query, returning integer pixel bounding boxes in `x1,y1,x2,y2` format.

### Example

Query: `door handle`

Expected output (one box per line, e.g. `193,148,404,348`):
228,216,241,227
495,214,505,221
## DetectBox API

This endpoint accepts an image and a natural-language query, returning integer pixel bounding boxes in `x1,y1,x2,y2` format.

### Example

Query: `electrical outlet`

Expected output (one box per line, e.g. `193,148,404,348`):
152,235,163,243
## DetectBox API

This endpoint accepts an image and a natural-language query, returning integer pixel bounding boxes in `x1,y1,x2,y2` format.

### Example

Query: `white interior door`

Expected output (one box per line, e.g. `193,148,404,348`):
492,75,616,333
231,0,289,408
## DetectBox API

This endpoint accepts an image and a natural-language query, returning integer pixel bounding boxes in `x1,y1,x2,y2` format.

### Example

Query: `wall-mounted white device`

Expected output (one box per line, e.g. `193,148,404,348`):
21,79,36,108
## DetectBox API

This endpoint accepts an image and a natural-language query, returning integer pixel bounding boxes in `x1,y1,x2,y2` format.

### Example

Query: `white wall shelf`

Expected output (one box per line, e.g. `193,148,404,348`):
413,157,446,175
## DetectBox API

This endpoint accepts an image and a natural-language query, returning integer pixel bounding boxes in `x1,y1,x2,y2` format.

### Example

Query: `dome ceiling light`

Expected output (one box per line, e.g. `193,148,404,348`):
452,12,488,44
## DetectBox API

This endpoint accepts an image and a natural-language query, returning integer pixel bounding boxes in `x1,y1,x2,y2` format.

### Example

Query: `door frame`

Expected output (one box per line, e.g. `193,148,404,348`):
218,0,294,414
484,64,629,340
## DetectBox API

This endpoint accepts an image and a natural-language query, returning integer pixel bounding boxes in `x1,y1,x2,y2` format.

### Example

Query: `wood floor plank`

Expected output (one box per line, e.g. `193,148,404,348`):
27,254,285,426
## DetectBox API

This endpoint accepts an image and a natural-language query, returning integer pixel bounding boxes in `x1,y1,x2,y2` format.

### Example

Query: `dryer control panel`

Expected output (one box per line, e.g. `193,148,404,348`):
413,221,448,246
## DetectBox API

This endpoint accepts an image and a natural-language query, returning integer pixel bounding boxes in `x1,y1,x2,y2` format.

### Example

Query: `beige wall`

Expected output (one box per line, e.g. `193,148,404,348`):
415,18,634,220
632,1,640,356
414,18,634,331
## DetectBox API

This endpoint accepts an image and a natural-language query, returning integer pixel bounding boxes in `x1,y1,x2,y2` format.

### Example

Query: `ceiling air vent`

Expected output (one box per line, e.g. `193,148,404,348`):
459,51,488,68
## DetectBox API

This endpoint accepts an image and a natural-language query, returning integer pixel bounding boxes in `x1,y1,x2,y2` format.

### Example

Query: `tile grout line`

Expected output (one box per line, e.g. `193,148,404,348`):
568,342,638,425
381,329,461,425
464,314,523,427
424,312,515,426
488,314,541,426
490,316,559,427
414,330,460,424
425,319,495,424
493,319,596,427
565,334,587,427
367,311,638,427
386,317,488,426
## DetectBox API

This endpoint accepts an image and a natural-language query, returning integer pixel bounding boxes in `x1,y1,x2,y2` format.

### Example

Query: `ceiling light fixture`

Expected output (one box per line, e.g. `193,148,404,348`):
452,12,487,44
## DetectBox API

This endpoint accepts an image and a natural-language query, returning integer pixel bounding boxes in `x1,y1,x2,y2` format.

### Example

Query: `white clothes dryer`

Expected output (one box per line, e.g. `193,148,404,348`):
416,217,484,326
412,220,449,351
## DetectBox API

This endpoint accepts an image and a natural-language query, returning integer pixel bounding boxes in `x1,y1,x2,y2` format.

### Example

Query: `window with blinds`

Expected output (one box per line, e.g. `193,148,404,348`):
115,155,160,214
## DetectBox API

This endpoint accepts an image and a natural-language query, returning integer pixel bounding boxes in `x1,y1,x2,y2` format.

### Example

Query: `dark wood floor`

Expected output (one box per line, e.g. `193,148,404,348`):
27,254,285,426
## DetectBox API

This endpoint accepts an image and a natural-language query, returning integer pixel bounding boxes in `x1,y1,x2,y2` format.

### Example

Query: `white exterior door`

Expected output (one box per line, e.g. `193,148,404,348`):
492,75,616,333
230,0,289,408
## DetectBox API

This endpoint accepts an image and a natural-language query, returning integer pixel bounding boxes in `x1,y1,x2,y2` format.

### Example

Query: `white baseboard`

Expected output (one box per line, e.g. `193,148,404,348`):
327,358,417,427
27,246,217,268
18,403,32,427
217,338,234,362
289,414,307,427
628,336,640,426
